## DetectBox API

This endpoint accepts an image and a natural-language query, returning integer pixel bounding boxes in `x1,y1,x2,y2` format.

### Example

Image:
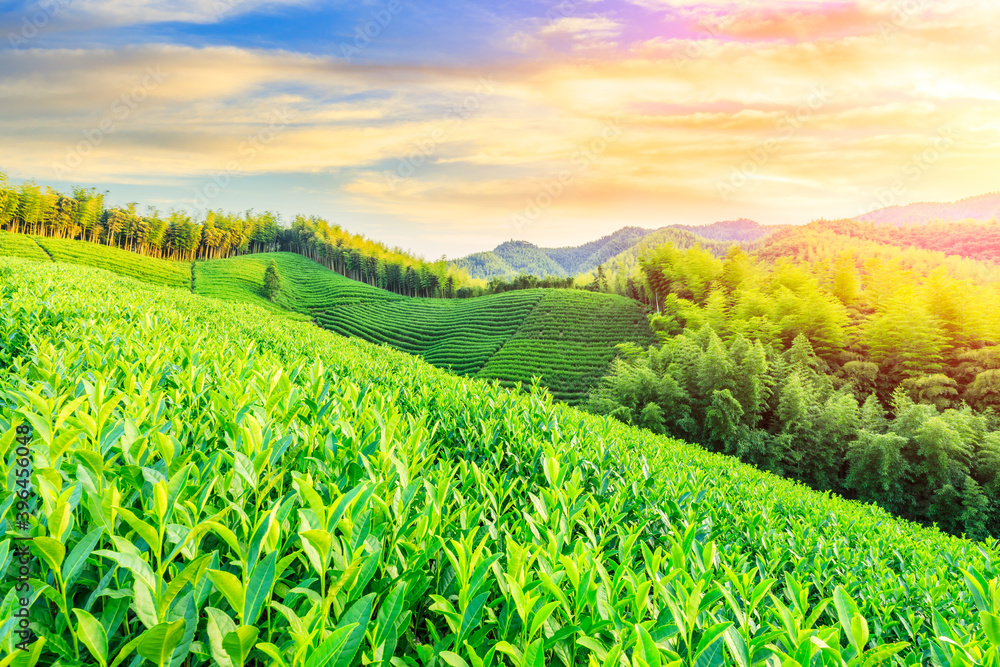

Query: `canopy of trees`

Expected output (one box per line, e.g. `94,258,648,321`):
589,328,1000,538
589,236,1000,537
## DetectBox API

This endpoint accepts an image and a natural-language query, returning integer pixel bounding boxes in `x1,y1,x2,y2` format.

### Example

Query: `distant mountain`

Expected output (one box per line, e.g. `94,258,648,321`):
671,219,783,243
489,240,569,277
454,220,782,279
543,227,653,275
856,193,1000,227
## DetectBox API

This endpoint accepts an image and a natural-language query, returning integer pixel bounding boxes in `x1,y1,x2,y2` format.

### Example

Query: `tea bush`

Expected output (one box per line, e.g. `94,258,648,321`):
195,253,653,399
1,257,998,667
0,233,49,263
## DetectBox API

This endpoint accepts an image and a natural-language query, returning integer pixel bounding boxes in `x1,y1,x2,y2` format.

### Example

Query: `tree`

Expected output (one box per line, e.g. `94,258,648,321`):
831,252,859,305
264,259,281,302
901,374,959,411
704,389,744,453
959,476,990,540
966,370,1000,411
846,430,908,512
51,195,78,238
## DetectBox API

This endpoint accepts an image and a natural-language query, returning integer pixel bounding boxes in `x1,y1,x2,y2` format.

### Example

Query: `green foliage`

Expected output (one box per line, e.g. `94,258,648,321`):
455,224,780,282
32,235,191,288
263,260,281,302
454,228,654,279
589,326,1000,536
195,255,654,404
0,172,469,297
476,290,655,404
0,231,50,262
3,256,1000,667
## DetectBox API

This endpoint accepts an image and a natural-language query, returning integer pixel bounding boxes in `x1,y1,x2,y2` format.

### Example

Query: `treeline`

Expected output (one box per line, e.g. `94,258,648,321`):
0,173,473,298
588,241,1000,537
485,273,576,293
586,228,757,301
821,218,1000,265
759,220,1000,283
480,265,624,296
282,215,471,298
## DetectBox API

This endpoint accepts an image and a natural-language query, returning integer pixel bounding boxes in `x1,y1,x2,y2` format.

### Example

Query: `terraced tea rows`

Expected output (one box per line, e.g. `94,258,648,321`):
480,291,656,403
33,236,191,288
194,252,655,398
2,256,1000,667
0,231,49,262
317,290,545,376
193,252,398,320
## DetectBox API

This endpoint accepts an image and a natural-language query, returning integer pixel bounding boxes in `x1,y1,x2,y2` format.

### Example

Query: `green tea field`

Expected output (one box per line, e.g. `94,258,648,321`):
1,256,998,667
0,236,653,404
0,232,50,263
34,236,191,288
194,253,654,404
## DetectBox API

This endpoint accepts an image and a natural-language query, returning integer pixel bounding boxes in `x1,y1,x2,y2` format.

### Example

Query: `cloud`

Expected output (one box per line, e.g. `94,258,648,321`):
1,0,1000,251
539,16,624,40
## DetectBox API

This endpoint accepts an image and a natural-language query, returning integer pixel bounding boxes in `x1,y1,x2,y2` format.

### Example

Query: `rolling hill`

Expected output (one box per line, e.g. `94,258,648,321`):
2,253,997,667
194,252,654,404
0,233,653,405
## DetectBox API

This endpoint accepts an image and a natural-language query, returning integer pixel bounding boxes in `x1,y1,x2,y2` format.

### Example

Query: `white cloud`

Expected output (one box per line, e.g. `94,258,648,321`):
539,16,623,40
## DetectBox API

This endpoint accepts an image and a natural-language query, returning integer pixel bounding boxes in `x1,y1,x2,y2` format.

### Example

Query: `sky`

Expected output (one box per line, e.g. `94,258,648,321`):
0,0,998,258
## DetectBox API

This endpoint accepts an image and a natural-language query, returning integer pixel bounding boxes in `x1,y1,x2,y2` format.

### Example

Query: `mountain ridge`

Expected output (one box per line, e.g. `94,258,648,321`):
455,219,781,279
856,192,1000,227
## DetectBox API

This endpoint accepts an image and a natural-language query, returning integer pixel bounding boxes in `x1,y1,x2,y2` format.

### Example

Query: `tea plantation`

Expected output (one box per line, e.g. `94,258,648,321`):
2,257,999,667
477,291,655,404
33,237,191,289
194,253,654,403
0,236,654,403
0,232,50,263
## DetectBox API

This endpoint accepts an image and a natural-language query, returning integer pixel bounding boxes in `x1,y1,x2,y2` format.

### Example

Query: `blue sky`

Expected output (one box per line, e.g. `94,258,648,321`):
1,0,998,257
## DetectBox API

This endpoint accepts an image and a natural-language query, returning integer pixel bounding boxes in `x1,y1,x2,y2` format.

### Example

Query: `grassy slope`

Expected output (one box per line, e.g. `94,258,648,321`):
0,231,50,262
479,290,655,402
0,255,995,666
195,252,654,403
30,235,191,288
0,236,655,402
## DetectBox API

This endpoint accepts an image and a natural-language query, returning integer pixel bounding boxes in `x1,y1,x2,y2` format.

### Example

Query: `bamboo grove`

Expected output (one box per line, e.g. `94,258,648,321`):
0,173,470,298
588,239,1000,538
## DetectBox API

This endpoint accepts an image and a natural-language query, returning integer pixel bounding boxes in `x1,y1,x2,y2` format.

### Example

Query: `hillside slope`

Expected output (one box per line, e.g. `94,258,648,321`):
0,232,191,287
0,230,50,262
757,220,1000,282
196,252,654,404
671,218,784,242
453,228,654,279
1,255,997,667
